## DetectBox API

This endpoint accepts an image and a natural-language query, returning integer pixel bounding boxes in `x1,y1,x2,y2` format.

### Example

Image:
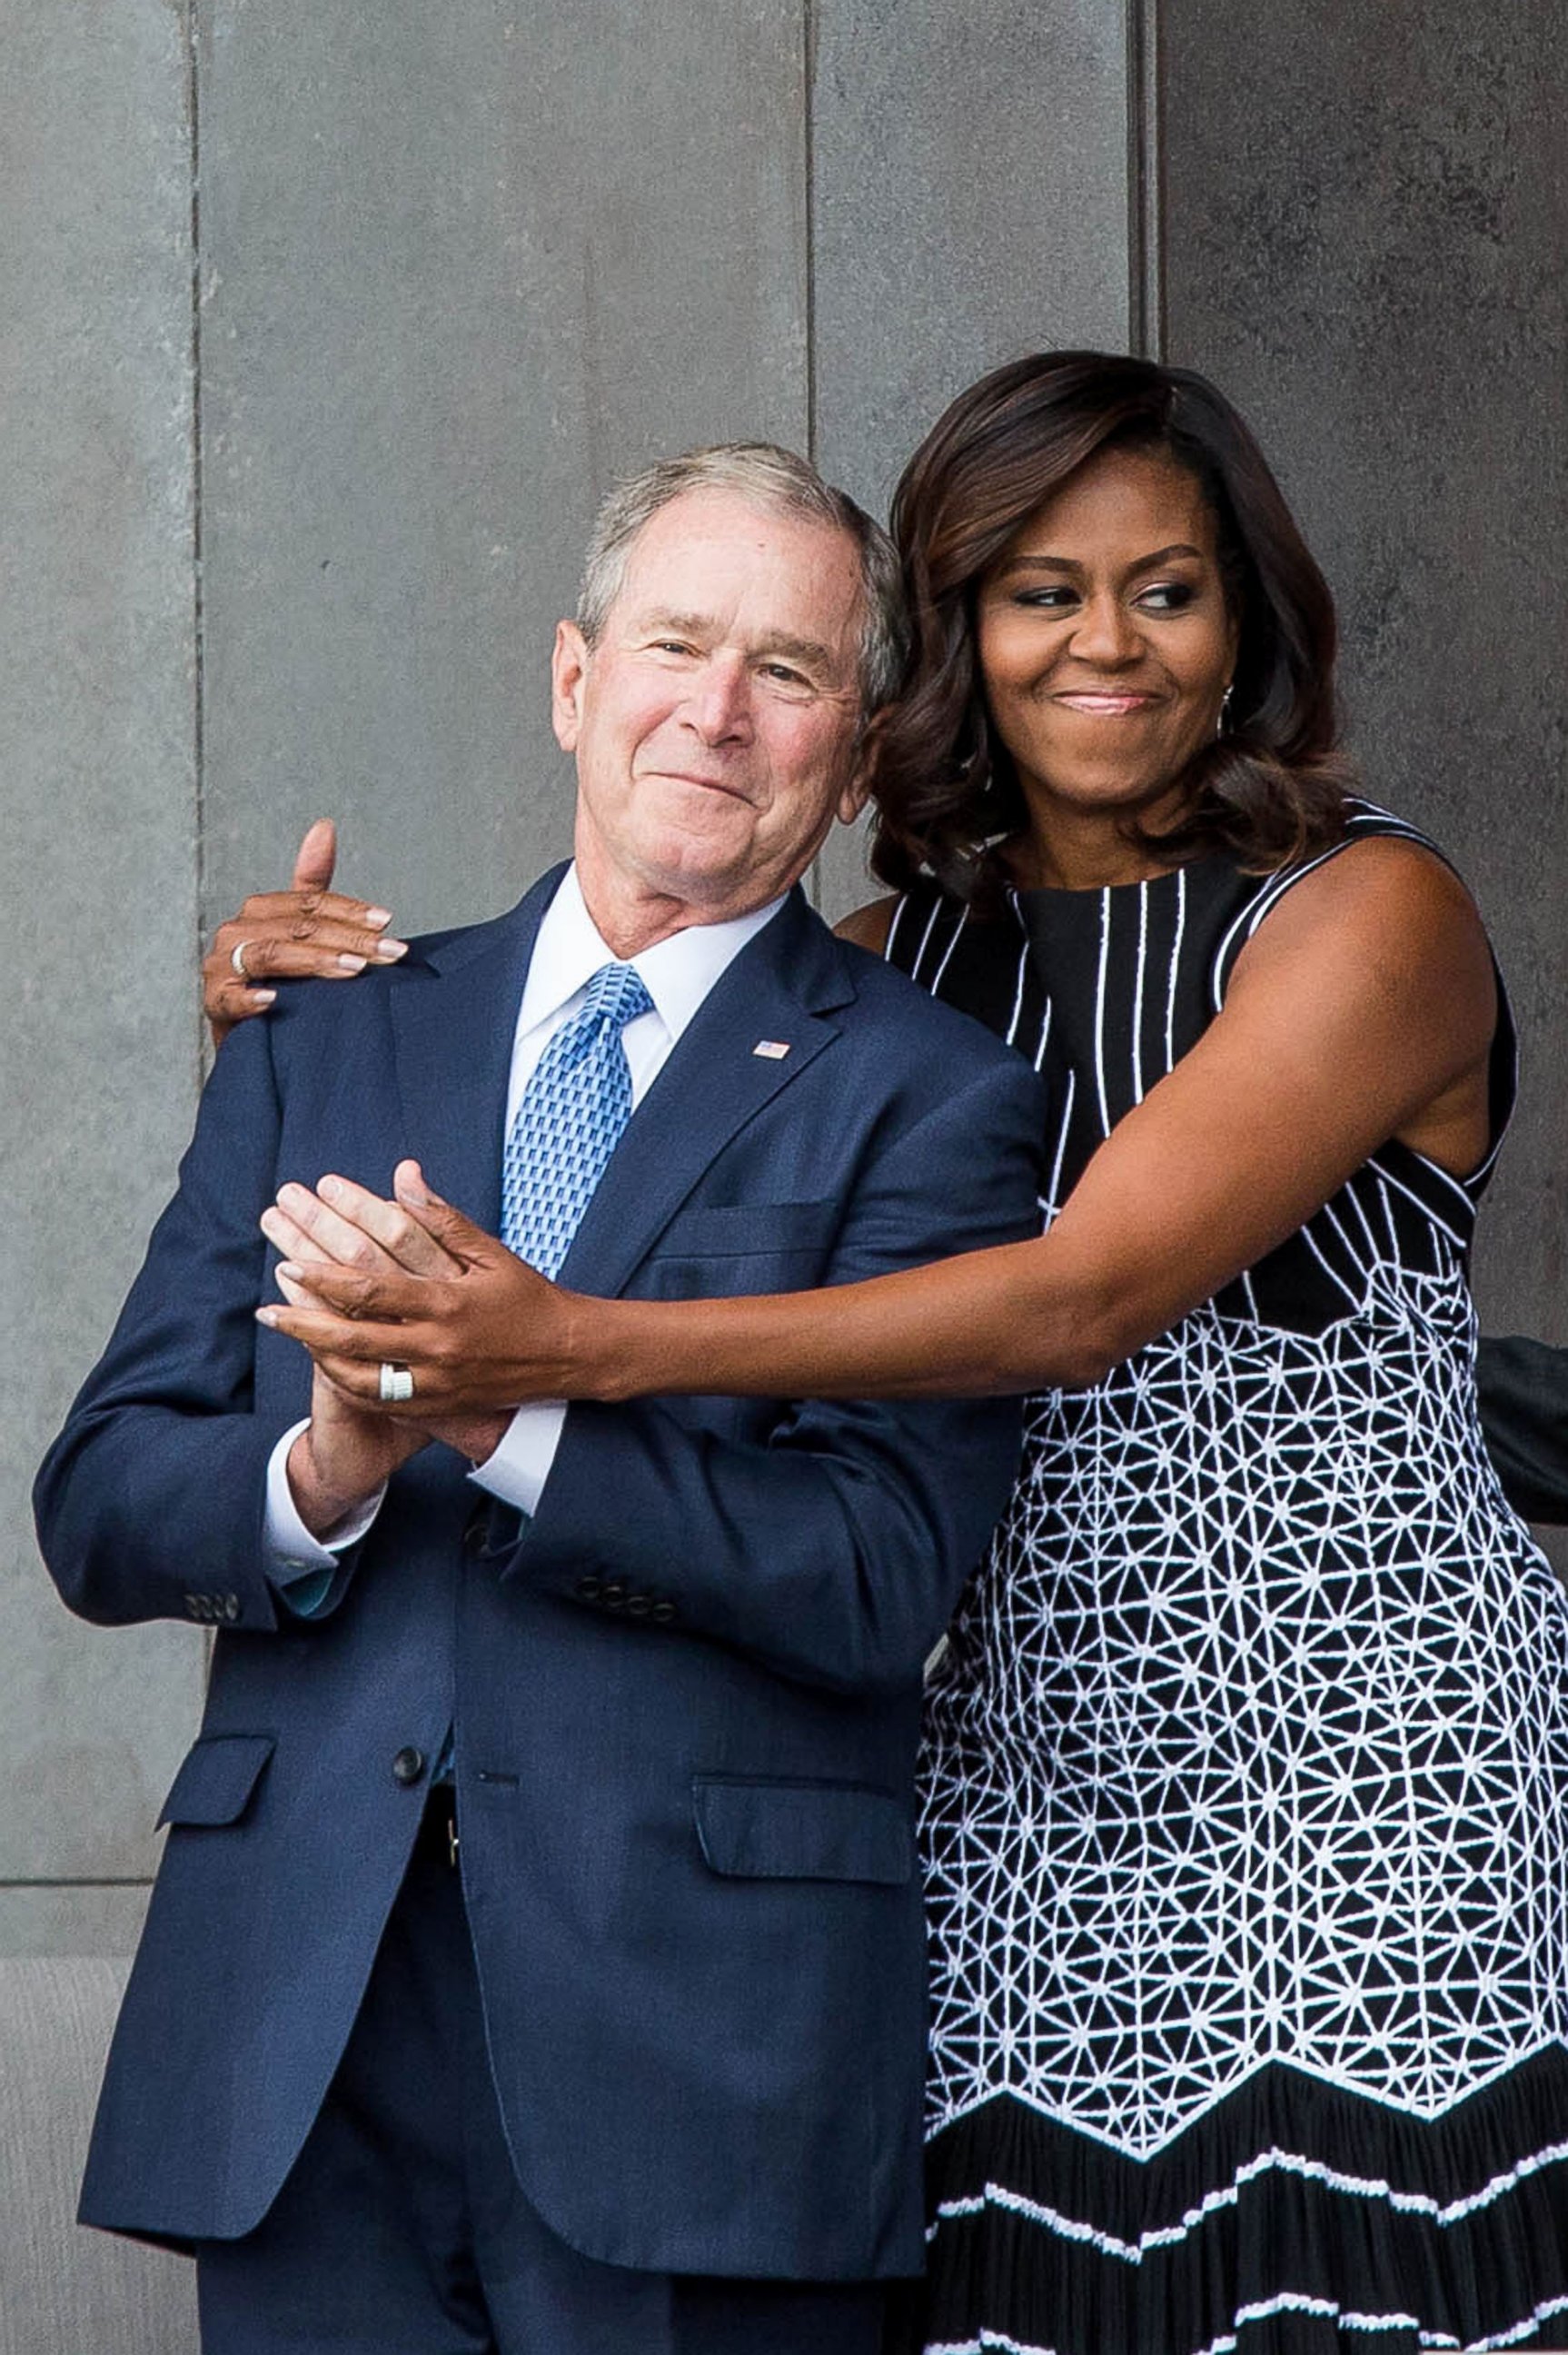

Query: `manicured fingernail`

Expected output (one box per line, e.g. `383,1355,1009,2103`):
320,1176,343,1201
373,939,408,960
337,953,367,972
252,989,277,1007
365,907,392,927
277,1262,303,1282
256,1307,280,1328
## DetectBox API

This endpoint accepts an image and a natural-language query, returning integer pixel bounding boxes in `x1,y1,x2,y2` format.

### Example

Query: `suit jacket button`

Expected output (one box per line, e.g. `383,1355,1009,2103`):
184,1594,203,1620
600,1582,627,1610
392,1746,426,1786
221,1595,240,1622
575,1576,601,1602
650,1600,677,1624
625,1594,650,1617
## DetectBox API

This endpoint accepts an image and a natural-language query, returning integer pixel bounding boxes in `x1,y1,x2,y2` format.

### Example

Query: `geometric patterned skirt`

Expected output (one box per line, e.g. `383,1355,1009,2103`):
900,1317,1568,2355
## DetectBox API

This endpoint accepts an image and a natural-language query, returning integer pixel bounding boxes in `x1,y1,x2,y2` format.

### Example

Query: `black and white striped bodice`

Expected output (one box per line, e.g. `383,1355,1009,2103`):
885,800,1516,1331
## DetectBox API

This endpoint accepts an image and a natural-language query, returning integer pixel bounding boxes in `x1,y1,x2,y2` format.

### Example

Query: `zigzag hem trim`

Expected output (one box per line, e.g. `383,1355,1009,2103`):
927,2282,1568,2355
927,2131,1568,2262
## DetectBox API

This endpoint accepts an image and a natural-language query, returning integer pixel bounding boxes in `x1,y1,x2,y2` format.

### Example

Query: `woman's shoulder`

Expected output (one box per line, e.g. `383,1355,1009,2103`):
835,881,977,976
1275,796,1454,885
1215,799,1479,972
852,878,1014,977
1223,801,1492,1027
833,895,901,956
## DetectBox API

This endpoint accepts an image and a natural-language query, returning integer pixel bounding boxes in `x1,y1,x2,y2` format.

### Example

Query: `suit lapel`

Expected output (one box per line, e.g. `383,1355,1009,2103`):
391,878,858,1295
389,867,567,1231
559,891,854,1300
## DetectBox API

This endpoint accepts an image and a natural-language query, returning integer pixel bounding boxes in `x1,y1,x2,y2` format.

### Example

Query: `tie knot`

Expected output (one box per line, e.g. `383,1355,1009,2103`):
578,961,654,1035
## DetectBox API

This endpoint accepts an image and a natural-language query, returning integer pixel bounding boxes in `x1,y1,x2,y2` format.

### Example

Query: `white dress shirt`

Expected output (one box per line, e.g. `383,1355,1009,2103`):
266,864,786,1579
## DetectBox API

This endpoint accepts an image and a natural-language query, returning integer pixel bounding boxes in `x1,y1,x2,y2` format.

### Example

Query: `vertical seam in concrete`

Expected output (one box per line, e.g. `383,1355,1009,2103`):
802,0,819,462
802,0,822,909
1126,0,1166,359
185,0,208,1075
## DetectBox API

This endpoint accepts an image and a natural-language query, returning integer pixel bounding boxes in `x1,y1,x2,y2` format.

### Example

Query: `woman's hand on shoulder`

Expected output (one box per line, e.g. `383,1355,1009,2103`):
203,820,408,1047
833,896,899,955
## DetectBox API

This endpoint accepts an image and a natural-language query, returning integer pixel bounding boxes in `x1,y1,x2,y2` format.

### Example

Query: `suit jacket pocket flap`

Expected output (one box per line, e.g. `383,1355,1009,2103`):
158,1734,276,1828
649,1199,838,1260
692,1776,912,1884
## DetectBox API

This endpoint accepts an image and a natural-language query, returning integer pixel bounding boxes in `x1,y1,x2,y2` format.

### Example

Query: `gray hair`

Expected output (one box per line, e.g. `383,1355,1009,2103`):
575,443,908,719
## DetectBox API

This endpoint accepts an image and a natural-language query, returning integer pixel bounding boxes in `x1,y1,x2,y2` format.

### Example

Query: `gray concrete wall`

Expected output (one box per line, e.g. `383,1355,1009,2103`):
8,1,1565,1954
810,0,1139,914
1,2,208,1955
1161,0,1568,1345
197,0,811,938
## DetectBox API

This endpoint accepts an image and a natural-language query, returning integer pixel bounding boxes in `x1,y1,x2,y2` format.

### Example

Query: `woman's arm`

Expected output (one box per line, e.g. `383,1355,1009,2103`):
262,838,1497,1406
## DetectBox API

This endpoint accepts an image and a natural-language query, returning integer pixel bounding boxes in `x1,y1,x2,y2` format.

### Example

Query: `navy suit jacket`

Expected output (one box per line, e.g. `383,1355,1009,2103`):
35,869,1045,2278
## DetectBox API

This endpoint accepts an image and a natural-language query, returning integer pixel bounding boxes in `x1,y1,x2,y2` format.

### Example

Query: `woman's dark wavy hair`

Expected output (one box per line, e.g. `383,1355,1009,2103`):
868,351,1354,901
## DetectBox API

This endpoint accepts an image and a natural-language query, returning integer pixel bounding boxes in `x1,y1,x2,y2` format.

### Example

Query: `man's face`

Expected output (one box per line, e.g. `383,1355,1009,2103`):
553,488,868,927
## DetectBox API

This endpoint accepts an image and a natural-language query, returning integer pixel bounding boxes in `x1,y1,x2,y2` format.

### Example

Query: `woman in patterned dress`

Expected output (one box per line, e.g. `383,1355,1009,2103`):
846,357,1568,2355
219,355,1568,2353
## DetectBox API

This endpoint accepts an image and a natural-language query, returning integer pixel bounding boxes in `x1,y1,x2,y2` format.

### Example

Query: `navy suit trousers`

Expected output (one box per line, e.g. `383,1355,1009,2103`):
195,1816,889,2355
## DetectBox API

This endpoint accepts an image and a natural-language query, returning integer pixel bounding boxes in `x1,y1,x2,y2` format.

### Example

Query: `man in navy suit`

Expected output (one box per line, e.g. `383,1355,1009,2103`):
35,444,1045,2353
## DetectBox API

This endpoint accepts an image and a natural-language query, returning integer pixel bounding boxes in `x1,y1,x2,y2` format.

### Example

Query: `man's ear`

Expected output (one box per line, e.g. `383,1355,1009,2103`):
551,620,590,753
836,771,871,827
835,714,883,826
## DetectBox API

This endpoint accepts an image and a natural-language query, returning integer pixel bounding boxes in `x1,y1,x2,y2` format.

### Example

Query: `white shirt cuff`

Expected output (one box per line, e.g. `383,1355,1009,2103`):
468,1403,569,1518
264,1417,387,1575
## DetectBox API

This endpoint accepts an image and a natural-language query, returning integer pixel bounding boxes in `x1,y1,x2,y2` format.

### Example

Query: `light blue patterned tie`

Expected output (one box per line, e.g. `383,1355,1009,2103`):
434,967,654,1789
501,961,654,1274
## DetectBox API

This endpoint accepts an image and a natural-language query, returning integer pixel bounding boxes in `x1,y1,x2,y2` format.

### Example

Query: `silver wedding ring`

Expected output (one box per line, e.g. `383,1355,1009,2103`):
231,939,255,979
379,1363,415,1404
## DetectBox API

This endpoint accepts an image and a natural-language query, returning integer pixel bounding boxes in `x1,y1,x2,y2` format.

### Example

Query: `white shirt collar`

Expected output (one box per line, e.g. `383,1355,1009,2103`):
516,864,788,1046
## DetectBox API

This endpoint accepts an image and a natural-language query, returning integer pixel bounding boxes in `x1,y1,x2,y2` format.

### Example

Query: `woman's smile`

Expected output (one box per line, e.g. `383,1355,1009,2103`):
1051,689,1164,715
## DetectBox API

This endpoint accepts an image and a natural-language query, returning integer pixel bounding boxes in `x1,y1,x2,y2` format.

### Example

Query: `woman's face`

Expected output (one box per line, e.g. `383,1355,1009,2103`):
976,442,1239,861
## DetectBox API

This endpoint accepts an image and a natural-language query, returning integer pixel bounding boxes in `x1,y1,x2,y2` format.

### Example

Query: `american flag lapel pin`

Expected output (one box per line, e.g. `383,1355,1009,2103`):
752,1038,791,1060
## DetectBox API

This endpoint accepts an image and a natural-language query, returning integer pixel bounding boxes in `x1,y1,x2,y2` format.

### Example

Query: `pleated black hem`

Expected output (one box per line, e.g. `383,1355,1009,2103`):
890,2053,1568,2355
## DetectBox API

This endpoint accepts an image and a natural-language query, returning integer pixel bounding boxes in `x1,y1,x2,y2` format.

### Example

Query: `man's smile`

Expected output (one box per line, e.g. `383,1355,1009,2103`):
640,767,757,800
